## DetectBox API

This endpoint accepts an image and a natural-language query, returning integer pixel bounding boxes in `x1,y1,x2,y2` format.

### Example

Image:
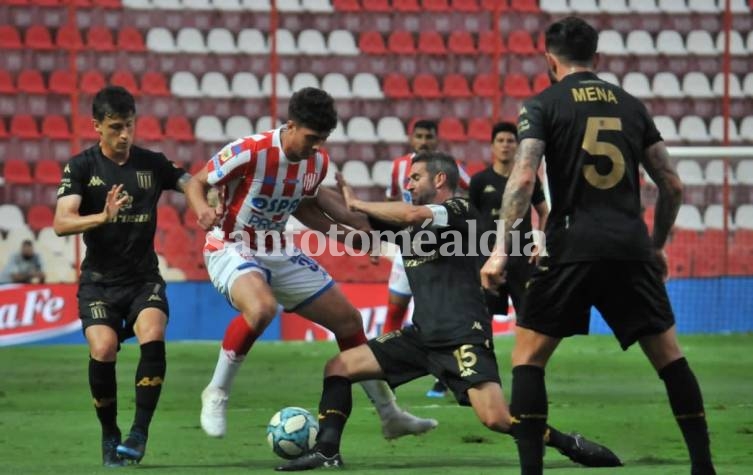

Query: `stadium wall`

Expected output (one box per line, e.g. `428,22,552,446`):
1,279,751,347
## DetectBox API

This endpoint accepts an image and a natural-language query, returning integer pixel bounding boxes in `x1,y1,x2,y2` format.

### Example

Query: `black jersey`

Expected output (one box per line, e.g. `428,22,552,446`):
518,71,661,264
372,197,492,347
58,144,185,285
469,167,546,253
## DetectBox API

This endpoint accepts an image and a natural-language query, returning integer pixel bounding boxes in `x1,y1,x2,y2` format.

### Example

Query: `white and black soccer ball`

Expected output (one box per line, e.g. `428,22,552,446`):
266,406,319,460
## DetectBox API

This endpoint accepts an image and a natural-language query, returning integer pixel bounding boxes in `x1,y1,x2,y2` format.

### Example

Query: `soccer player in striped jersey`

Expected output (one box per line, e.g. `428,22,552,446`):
185,87,437,441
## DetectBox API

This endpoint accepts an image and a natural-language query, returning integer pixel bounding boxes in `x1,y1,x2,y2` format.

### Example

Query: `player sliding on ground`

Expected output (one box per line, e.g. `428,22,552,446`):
275,152,622,471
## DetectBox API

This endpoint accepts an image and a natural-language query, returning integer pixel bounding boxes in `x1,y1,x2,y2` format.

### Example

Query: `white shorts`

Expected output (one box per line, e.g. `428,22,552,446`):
387,253,412,297
205,243,334,312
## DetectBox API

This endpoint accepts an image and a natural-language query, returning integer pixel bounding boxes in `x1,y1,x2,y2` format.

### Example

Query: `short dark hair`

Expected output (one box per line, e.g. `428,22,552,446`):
412,151,459,192
491,121,518,143
92,86,136,121
545,16,598,66
412,119,438,134
288,87,338,133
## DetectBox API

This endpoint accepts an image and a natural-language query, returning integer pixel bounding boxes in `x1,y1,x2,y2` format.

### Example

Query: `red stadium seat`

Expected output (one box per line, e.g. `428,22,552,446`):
412,74,441,99
361,0,390,11
10,115,41,139
442,74,472,98
388,31,416,55
0,70,15,94
25,25,54,50
451,0,479,12
504,73,532,98
0,117,7,138
423,0,450,12
86,26,115,52
136,116,164,141
358,31,387,55
332,0,361,11
382,74,413,99
536,31,546,53
532,72,551,94
79,70,106,95
481,0,508,9
55,24,84,50
165,116,195,142
141,72,170,96
116,27,146,52
34,159,62,184
418,31,446,55
157,204,181,229
447,30,477,54
75,116,99,140
110,70,140,96
41,115,71,140
467,117,493,141
478,30,506,54
4,159,33,184
26,205,55,232
438,117,467,142
510,0,538,12
49,69,77,95
508,29,536,55
393,0,420,12
472,73,499,97
0,26,23,49
17,69,47,94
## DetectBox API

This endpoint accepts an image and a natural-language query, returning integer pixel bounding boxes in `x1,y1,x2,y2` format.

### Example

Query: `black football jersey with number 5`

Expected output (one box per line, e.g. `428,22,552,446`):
58,144,185,284
518,71,661,265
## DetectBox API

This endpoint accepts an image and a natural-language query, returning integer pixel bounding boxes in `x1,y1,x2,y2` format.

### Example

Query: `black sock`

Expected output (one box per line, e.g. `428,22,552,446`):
315,376,352,457
659,357,714,473
132,341,166,437
544,425,570,450
510,365,547,475
89,358,119,436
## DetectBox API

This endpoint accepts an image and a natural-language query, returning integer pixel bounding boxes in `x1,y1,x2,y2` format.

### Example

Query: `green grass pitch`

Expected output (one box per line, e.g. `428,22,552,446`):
1,334,752,474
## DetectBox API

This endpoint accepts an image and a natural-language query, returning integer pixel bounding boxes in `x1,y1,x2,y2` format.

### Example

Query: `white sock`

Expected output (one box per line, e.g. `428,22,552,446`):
208,347,245,393
359,379,400,420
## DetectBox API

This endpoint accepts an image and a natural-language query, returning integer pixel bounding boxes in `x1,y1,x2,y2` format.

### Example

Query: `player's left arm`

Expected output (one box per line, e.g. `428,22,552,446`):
337,173,432,227
312,187,372,232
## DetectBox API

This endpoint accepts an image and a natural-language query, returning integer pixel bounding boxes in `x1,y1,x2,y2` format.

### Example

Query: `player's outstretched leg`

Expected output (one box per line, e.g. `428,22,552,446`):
358,379,438,439
116,429,147,464
101,430,125,467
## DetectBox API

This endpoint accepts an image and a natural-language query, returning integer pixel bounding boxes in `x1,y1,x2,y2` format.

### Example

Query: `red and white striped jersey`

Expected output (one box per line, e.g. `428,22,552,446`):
205,127,328,248
387,153,471,203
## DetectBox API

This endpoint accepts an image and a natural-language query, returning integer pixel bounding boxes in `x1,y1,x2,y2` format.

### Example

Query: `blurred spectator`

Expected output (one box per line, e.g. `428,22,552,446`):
1,240,46,284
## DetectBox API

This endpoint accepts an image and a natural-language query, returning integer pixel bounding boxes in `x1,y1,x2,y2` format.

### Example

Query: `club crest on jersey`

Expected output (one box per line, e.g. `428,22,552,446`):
302,172,319,193
136,171,153,189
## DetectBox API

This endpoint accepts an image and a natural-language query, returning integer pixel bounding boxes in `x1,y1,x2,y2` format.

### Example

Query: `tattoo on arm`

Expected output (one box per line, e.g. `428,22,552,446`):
641,142,682,248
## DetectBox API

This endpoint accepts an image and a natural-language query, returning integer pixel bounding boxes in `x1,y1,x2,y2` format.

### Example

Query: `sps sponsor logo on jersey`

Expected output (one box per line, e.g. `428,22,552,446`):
248,197,301,228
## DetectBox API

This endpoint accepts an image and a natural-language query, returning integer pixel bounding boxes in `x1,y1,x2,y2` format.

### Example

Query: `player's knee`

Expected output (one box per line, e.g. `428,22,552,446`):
89,340,118,361
324,354,349,378
237,295,278,329
478,412,510,433
330,310,364,338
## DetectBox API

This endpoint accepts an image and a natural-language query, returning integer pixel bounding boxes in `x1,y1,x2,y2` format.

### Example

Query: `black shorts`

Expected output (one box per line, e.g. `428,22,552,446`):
485,255,534,316
78,279,169,342
519,260,675,350
367,326,501,406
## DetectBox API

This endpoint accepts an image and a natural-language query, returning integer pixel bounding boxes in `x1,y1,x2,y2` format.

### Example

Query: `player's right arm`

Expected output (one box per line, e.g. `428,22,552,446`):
185,165,221,231
53,184,127,236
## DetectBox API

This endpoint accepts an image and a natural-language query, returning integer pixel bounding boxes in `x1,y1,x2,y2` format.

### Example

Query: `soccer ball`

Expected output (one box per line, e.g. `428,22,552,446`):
266,407,319,459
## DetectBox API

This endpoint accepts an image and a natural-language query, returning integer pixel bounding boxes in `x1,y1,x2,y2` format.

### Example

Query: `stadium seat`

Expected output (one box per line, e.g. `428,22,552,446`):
651,72,683,98
17,69,47,94
3,159,33,184
183,0,214,9
0,26,22,49
194,115,225,142
599,0,630,13
740,117,753,143
237,29,268,54
291,72,320,92
507,29,536,55
703,205,734,230
451,0,480,11
207,28,237,54
302,0,334,11
418,31,446,55
570,0,600,13
26,205,54,232
510,0,539,12
75,116,99,140
743,72,753,97
539,0,570,14
376,116,408,142
504,73,532,98
117,27,146,52
152,0,182,8
242,0,272,11
709,116,741,143
597,72,620,86
388,31,416,55
654,116,680,142
146,28,177,53
328,30,359,56
383,73,413,99
80,70,106,95
48,69,76,95
683,72,714,98
362,0,391,10
34,159,62,184
412,74,441,99
346,116,378,143
622,72,653,98
675,204,704,230
55,24,83,50
200,72,232,98
274,29,298,55
625,30,657,56
735,204,753,229
472,73,499,97
447,31,477,55
321,72,352,99
86,26,115,52
688,0,719,12
231,72,263,98
332,0,361,11
298,30,328,55
320,161,339,187
676,160,705,185
438,117,467,142
165,116,195,142
170,71,201,98
598,30,627,55
41,115,71,140
0,204,27,231
686,30,716,56
352,73,383,99
341,161,373,186
136,115,164,141
141,72,170,96
10,115,41,139
393,0,420,11
0,70,14,94
25,25,54,50
225,116,253,138
111,70,140,96
711,73,744,98
277,0,304,12
358,31,387,55
328,120,348,142
424,0,450,11
370,160,392,188
656,30,687,55
716,31,746,55
532,72,551,93
629,0,661,13
442,74,472,98
261,73,293,98
467,117,492,142
256,116,282,133
657,0,689,13
705,159,737,185
176,28,207,54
